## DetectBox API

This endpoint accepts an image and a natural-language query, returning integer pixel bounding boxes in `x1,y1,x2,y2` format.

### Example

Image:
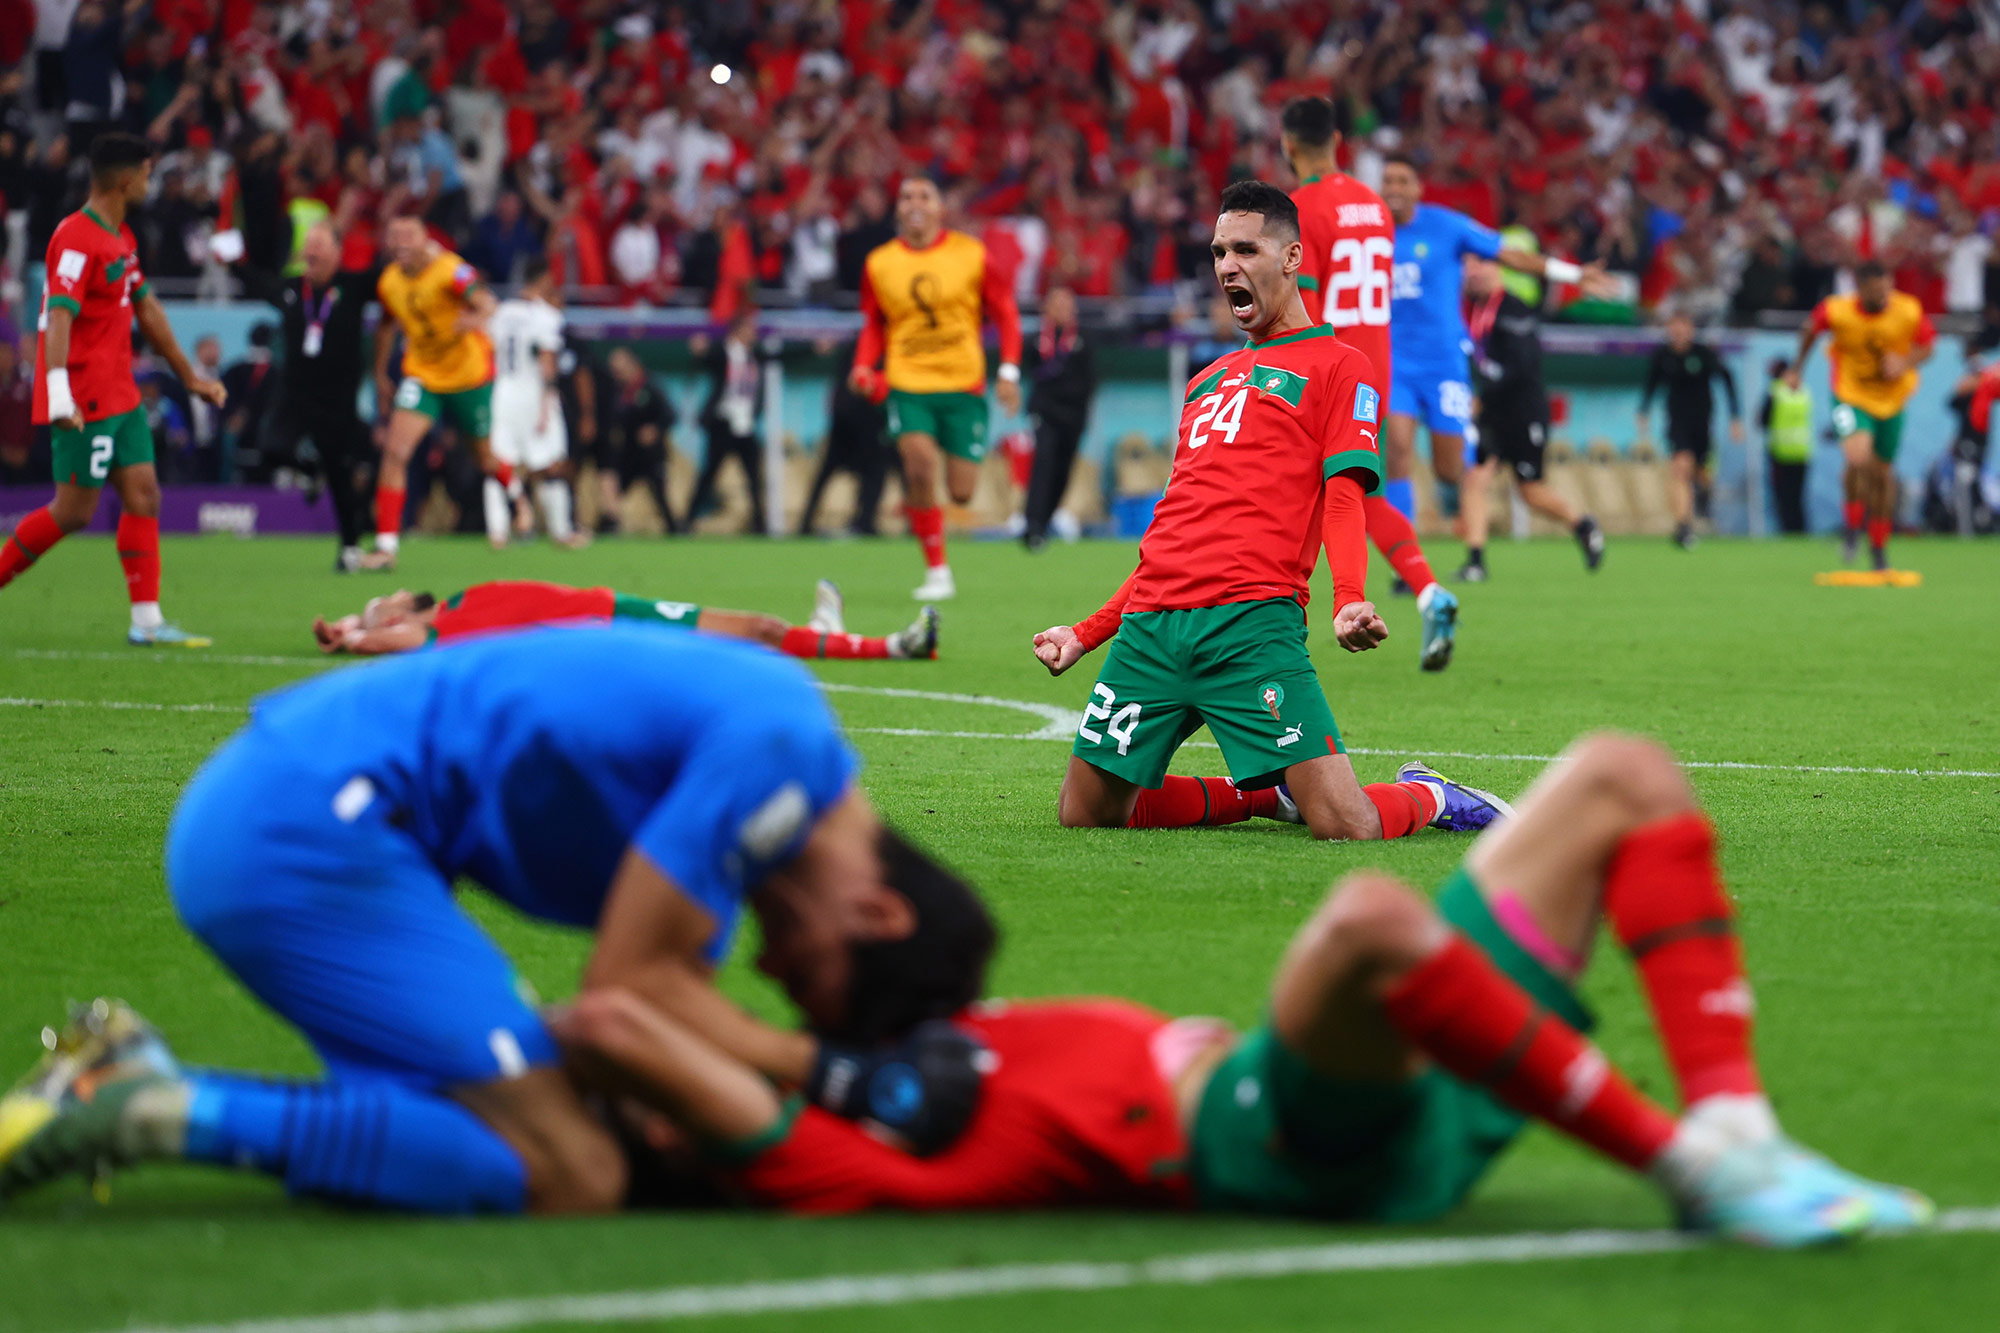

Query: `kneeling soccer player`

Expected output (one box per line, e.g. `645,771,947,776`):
0,627,992,1213
313,576,938,661
560,732,1928,1245
1032,180,1503,840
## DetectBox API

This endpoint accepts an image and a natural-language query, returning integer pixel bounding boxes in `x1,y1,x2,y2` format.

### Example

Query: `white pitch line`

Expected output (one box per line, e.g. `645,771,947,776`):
8,647,324,667
102,1207,2000,1333
2,685,1994,780
0,696,240,714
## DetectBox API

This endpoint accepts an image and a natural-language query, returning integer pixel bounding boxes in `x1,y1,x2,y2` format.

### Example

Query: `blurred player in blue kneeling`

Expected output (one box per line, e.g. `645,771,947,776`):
0,626,995,1213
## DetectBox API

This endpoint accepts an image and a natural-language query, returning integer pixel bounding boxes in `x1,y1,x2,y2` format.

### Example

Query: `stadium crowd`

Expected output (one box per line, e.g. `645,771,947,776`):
3,1,2000,322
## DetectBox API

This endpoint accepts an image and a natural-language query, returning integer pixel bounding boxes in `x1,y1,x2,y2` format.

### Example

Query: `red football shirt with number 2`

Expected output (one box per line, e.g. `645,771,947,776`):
1124,326,1383,615
34,208,151,424
1292,173,1396,389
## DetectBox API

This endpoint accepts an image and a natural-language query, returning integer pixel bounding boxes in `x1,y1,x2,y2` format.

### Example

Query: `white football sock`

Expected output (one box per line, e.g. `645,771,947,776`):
130,601,163,630
482,479,510,544
537,480,573,540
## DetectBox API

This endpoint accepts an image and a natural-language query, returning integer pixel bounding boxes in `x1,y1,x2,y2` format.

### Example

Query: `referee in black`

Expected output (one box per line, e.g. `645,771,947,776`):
1458,255,1602,581
1638,311,1743,551
225,221,380,571
1021,284,1096,550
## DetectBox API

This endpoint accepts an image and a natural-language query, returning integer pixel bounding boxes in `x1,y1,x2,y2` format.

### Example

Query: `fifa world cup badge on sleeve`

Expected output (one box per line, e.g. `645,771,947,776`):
1355,384,1381,424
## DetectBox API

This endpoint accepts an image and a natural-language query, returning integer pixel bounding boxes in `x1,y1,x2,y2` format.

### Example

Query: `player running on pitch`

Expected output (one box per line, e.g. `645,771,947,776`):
0,133,225,646
1031,181,1505,841
551,732,1930,1247
1379,156,1612,542
0,628,993,1214
368,214,509,568
1281,97,1459,671
486,258,584,548
851,176,1023,602
1788,261,1935,571
311,577,939,661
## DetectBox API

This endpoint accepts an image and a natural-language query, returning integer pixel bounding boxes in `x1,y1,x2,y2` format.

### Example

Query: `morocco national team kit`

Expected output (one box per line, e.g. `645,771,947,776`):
0,207,172,628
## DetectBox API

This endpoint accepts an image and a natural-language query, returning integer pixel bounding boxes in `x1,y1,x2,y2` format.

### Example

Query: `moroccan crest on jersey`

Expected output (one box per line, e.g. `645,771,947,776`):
1259,681,1285,721
1250,365,1307,409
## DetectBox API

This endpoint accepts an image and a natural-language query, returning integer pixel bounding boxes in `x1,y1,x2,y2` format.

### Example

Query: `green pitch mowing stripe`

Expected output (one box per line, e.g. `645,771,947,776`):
6,683,2000,778
103,1209,2000,1333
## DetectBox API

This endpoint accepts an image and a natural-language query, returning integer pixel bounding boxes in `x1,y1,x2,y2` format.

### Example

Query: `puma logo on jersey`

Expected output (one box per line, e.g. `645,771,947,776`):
1276,723,1304,748
1336,203,1386,228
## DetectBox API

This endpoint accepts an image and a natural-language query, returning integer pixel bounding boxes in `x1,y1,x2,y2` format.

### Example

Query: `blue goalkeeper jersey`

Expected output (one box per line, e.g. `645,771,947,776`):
242,623,859,963
1391,203,1504,369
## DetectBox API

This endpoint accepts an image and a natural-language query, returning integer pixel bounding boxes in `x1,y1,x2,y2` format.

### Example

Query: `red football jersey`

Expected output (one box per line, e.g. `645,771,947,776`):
1125,327,1382,614
430,581,617,641
34,208,150,423
1292,173,1395,389
729,1000,1194,1214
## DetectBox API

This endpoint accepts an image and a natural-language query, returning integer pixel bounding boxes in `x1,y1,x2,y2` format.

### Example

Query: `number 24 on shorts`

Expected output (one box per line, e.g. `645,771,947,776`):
1079,684,1142,756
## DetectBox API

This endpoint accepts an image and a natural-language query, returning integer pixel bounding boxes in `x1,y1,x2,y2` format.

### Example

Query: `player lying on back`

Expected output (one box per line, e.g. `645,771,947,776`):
0,627,993,1213
311,578,939,661
560,732,1930,1246
1030,180,1506,840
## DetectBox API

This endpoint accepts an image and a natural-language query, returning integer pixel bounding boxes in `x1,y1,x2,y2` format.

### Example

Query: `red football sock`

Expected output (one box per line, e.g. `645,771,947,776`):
778,626,890,660
1364,496,1437,593
0,506,65,590
1383,934,1678,1171
1603,814,1761,1106
1128,776,1263,828
1866,517,1891,551
115,514,160,605
907,505,947,569
1843,500,1864,532
376,486,406,539
1363,781,1439,839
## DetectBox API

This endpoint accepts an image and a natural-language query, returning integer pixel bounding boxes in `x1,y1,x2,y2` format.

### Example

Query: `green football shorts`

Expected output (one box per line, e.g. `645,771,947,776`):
1072,597,1342,791
886,389,989,462
393,376,494,440
1188,871,1595,1222
611,593,701,627
1829,399,1904,463
52,406,154,486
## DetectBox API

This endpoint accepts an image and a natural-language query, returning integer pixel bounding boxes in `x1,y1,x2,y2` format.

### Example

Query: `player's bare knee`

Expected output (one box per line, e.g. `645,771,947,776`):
50,496,96,531
1314,875,1436,971
748,615,788,647
1570,732,1693,820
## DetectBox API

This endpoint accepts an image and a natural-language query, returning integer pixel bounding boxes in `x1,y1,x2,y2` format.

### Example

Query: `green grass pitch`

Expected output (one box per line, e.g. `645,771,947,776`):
1,530,1997,1332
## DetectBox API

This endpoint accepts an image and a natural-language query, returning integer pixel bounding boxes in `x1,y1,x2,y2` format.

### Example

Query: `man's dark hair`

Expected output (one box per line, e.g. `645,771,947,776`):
89,132,153,184
1218,179,1300,242
1382,152,1421,176
410,592,438,612
832,827,998,1044
1855,259,1888,282
1280,96,1338,150
521,256,551,286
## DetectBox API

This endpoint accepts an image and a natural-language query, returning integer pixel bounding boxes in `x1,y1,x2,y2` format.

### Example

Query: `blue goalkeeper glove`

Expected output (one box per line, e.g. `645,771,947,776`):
805,1019,987,1157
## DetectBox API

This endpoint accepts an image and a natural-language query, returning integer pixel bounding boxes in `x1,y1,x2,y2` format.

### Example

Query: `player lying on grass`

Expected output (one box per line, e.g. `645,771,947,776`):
0,627,994,1214
1032,180,1505,841
556,732,1929,1246
311,578,939,661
